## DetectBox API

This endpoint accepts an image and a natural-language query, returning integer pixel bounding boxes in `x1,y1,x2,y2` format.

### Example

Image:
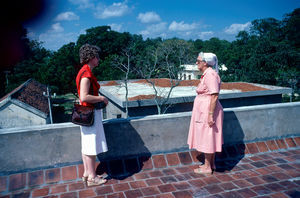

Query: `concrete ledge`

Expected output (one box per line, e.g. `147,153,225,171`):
0,102,299,174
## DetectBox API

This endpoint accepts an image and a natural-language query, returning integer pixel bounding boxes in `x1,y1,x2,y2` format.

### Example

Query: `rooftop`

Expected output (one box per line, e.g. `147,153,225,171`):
1,139,299,197
100,79,291,107
0,102,299,197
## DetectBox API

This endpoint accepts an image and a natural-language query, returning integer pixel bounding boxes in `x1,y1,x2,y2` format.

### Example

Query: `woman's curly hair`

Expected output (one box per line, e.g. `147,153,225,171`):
79,44,101,64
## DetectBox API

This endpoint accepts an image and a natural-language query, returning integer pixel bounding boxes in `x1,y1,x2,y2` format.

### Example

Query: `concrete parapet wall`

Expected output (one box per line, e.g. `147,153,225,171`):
0,102,299,174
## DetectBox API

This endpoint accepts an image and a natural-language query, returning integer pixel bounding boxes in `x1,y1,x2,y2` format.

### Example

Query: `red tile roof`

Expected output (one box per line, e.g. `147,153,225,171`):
132,79,268,92
0,79,49,114
102,81,120,86
128,95,163,101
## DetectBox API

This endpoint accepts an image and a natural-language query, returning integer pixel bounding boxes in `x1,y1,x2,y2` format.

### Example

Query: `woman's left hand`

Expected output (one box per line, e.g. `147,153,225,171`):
208,114,215,127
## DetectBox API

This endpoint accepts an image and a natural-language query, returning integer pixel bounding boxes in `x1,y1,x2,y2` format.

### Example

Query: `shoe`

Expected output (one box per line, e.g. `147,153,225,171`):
87,177,107,186
194,168,213,175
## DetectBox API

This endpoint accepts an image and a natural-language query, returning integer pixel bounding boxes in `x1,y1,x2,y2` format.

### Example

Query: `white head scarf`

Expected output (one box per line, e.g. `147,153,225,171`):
198,52,219,73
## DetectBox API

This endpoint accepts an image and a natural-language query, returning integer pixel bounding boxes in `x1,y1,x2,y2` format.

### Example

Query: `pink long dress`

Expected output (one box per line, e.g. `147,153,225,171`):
187,67,224,153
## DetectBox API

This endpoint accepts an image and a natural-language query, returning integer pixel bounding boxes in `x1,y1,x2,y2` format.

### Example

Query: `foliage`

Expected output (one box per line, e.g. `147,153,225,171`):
134,39,194,114
221,9,300,94
3,8,299,102
5,40,51,94
38,42,79,94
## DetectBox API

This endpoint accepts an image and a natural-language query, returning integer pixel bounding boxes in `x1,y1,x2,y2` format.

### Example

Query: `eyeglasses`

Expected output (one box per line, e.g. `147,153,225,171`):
196,59,205,64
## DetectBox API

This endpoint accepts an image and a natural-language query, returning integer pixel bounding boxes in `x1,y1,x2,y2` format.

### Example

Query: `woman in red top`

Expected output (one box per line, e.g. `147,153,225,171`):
76,44,109,186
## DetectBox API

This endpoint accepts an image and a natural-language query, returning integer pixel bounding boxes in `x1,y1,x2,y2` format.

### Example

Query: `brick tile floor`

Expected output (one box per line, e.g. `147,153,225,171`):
1,147,299,197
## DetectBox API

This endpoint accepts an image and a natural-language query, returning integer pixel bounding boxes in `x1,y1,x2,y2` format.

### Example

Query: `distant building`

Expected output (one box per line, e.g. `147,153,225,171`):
99,79,292,119
0,79,52,129
178,64,200,80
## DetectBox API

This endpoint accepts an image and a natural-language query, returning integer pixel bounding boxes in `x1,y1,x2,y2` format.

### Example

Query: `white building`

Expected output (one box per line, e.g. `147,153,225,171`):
178,64,200,80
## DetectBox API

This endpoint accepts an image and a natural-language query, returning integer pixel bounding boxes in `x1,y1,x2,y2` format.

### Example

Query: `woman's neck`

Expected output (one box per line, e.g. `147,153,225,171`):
201,66,209,73
87,64,94,71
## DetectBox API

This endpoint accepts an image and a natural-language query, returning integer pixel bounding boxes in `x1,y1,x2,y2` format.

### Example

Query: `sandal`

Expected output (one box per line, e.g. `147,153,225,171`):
87,177,107,187
194,168,213,175
82,174,108,183
199,164,216,170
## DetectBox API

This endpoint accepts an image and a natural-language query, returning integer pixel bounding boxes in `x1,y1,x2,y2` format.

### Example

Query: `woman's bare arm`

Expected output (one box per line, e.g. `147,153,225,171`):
80,78,108,104
208,93,219,127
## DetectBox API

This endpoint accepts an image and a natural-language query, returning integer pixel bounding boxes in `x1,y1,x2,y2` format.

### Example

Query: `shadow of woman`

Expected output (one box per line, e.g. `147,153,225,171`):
216,110,246,172
96,118,151,180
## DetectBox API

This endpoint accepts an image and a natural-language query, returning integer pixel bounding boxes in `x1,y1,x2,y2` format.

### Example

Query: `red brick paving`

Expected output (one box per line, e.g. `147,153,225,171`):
152,155,167,169
285,138,297,148
0,177,7,193
45,168,61,184
0,137,299,198
166,154,180,166
8,173,26,191
276,139,288,149
256,141,269,153
246,143,259,154
266,140,279,151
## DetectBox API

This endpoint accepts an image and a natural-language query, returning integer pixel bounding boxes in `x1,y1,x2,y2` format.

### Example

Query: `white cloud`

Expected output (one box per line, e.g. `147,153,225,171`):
169,21,197,31
139,22,168,38
137,12,161,23
35,22,80,50
198,31,214,39
95,2,130,19
55,12,79,21
50,23,64,32
224,22,251,34
149,22,167,33
109,23,123,32
26,28,37,40
68,0,93,9
139,22,167,35
79,29,87,35
139,30,150,36
185,32,192,36
159,33,167,39
27,31,36,39
39,32,79,50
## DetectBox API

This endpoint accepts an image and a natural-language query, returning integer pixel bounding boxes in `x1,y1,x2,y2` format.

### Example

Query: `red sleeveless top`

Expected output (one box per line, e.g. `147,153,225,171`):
76,64,100,107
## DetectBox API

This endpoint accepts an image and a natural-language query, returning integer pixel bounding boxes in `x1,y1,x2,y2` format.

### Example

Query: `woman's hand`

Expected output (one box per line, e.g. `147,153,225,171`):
208,114,215,127
99,96,109,105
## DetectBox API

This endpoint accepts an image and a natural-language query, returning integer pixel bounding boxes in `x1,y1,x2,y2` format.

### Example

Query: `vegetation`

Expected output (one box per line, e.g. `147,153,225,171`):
2,9,299,104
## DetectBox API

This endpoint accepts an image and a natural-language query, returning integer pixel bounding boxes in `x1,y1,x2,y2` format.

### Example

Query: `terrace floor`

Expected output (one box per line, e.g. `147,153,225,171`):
1,140,300,198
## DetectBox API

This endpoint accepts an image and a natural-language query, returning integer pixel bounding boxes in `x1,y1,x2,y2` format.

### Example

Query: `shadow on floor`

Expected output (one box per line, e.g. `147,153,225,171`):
194,142,245,173
95,154,151,180
97,118,151,180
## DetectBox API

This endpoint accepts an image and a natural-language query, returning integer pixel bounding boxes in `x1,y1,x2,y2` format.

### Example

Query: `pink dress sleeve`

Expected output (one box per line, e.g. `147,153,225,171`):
204,71,220,94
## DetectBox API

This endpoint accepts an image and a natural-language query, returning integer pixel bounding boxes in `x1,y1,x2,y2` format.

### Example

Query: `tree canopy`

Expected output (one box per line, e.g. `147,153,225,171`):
2,8,299,98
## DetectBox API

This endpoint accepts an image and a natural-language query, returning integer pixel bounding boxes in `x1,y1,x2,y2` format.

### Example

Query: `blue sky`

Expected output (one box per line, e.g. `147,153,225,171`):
24,0,300,51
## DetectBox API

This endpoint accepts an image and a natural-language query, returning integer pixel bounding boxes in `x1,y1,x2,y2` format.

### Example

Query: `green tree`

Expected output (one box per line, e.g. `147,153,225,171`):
221,8,299,92
6,40,51,93
39,42,78,94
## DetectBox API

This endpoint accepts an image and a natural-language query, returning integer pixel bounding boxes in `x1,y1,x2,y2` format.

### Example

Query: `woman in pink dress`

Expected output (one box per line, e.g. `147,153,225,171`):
187,52,224,174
